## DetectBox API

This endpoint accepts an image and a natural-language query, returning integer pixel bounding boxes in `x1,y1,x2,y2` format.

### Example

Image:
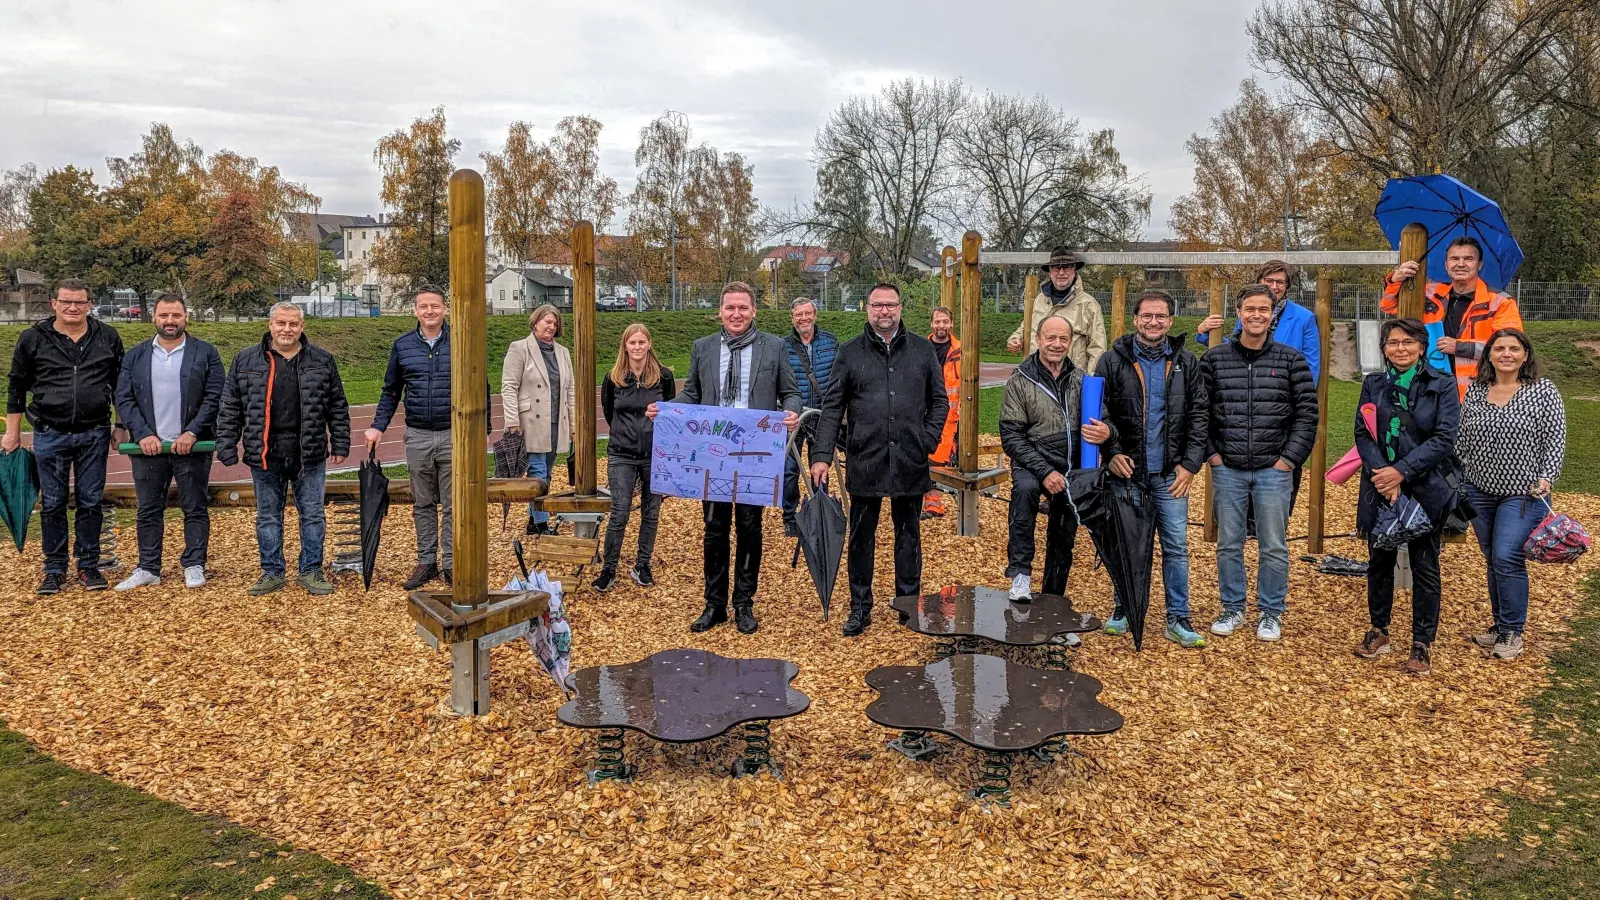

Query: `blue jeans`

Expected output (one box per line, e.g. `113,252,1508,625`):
526,450,559,523
1465,484,1544,635
251,462,327,576
1148,472,1191,620
33,426,111,574
1213,465,1293,616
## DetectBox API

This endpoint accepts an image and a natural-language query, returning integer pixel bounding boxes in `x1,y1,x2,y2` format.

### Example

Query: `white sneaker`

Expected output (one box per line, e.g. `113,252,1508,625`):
1257,615,1283,642
1210,609,1246,636
114,568,161,591
1008,573,1032,601
184,566,206,588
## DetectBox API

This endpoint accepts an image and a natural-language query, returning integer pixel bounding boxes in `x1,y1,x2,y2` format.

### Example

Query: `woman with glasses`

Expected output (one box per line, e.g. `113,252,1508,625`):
1455,328,1566,661
1352,317,1460,675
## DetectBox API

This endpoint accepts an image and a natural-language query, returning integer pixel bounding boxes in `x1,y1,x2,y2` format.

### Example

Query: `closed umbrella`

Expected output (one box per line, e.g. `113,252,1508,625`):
788,412,845,620
1375,174,1524,291
493,429,528,531
358,449,390,590
0,448,39,552
1068,467,1155,650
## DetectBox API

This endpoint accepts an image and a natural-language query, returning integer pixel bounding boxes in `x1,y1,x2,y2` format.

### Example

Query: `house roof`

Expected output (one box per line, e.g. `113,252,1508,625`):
283,213,379,245
761,245,852,270
507,267,573,288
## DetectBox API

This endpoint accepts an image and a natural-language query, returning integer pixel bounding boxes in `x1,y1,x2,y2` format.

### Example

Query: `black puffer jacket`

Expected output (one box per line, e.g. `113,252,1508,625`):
1095,333,1208,478
373,324,453,432
216,333,351,470
811,324,948,497
1199,338,1318,470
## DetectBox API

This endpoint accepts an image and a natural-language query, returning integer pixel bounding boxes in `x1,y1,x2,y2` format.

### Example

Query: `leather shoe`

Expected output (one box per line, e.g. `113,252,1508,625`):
734,605,759,634
690,604,728,633
843,608,871,637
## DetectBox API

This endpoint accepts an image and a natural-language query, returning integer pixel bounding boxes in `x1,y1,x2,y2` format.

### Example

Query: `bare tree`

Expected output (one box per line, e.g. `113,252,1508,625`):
812,78,967,277
547,116,620,247
629,111,696,299
954,92,1149,253
1249,0,1594,176
686,149,758,286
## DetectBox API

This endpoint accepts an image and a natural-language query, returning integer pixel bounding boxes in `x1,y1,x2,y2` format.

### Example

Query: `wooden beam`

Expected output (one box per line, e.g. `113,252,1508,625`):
571,221,598,497
1397,223,1429,321
1202,276,1225,544
940,246,958,318
1111,275,1128,340
1307,276,1333,554
101,477,549,507
981,250,1399,267
958,232,982,475
449,168,488,608
1020,273,1039,359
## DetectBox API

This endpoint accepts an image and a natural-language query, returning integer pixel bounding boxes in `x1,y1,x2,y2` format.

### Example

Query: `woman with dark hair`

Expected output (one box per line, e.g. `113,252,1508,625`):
1353,317,1460,675
592,323,676,592
502,305,575,534
1456,328,1566,660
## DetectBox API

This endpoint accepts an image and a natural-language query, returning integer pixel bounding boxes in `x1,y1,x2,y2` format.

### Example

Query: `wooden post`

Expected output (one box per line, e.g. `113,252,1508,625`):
572,221,598,497
448,169,487,608
1020,273,1039,358
1307,275,1333,554
1111,275,1128,340
958,232,982,475
940,246,958,318
1397,223,1429,321
1202,275,1226,544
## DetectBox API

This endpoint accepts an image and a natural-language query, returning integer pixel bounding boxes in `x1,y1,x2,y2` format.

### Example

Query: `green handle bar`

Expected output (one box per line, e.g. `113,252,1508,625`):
117,440,218,456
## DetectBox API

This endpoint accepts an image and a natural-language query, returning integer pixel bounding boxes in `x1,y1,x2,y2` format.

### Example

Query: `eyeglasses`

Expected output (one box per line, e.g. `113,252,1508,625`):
1134,313,1171,322
1384,339,1422,349
1048,265,1076,272
55,300,90,308
1262,278,1289,287
867,302,900,310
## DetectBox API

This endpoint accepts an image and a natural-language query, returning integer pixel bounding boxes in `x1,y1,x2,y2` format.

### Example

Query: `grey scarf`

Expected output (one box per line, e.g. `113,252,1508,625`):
720,327,758,406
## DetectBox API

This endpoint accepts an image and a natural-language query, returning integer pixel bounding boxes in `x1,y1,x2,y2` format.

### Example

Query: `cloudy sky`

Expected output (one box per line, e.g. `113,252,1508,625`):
2,0,1266,240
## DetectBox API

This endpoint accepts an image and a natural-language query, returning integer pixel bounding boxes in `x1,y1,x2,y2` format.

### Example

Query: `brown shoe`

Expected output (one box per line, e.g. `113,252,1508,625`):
1353,627,1392,659
1402,642,1431,675
401,563,439,590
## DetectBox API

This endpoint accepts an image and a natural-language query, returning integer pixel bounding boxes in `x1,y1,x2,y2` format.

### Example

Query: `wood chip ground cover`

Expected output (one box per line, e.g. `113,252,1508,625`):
0,461,1592,898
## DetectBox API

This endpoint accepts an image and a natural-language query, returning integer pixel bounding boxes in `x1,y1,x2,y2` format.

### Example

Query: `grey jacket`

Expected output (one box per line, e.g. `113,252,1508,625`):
677,330,802,414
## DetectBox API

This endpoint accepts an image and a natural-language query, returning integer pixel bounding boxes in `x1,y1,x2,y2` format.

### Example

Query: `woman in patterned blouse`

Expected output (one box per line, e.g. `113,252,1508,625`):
1455,329,1567,661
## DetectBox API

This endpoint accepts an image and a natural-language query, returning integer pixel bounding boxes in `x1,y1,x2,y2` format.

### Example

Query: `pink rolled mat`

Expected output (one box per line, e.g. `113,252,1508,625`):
1326,403,1379,485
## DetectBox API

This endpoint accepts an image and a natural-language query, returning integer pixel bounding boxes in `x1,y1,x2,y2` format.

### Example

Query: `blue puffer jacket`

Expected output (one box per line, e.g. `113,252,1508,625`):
1196,299,1321,383
374,325,453,432
784,328,839,409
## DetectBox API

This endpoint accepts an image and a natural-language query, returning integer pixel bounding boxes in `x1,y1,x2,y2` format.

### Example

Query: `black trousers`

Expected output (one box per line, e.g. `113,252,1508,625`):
1367,529,1443,645
131,452,213,572
847,494,923,613
1005,467,1077,595
703,500,764,609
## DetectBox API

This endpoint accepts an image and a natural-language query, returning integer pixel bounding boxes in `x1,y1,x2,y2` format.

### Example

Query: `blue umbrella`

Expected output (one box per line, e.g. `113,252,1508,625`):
1374,174,1524,291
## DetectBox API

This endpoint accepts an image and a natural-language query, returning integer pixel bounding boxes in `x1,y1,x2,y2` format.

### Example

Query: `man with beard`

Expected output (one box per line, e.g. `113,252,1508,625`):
810,283,948,637
1006,246,1107,373
781,297,837,537
651,282,801,635
922,306,961,518
113,293,225,591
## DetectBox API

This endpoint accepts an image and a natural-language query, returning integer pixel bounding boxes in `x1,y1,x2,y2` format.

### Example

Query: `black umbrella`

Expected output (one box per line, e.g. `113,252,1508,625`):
1068,467,1155,650
493,429,529,531
0,448,39,552
788,412,845,620
358,449,391,590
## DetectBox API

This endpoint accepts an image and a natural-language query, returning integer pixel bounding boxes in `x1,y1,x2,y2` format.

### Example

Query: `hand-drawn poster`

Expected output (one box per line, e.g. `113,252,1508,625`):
650,402,788,506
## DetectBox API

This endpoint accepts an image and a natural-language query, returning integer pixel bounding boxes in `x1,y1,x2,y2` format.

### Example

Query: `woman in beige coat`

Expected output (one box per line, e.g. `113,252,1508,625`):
503,304,575,534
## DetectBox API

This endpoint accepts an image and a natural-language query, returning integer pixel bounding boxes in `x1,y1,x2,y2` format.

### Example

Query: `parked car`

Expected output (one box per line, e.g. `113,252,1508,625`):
93,304,114,319
596,295,635,312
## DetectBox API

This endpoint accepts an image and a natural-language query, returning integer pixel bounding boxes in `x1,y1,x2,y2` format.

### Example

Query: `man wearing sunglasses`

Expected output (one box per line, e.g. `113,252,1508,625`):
5,278,126,595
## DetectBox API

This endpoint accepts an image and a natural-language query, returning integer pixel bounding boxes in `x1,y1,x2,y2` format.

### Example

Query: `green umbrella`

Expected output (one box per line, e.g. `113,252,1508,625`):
0,449,40,552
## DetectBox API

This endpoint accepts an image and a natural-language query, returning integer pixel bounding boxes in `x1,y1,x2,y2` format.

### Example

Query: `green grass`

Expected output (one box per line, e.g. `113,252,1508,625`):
0,724,386,899
1416,574,1600,899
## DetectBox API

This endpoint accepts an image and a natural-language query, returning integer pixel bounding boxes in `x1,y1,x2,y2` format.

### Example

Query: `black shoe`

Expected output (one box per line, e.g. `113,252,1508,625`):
402,563,439,591
843,608,871,637
630,564,655,586
783,518,799,538
526,517,539,535
36,572,64,595
690,604,728,632
734,605,759,634
78,569,109,592
592,568,617,592
442,569,452,586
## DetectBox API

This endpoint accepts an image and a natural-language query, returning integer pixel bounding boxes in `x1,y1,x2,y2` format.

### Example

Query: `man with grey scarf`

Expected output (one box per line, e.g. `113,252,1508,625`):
649,282,801,634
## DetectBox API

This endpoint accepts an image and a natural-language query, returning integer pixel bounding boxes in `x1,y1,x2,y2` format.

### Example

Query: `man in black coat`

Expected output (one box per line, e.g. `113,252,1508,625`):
4,278,125,595
216,302,351,597
1199,285,1318,642
112,294,224,592
1094,290,1209,648
810,283,948,637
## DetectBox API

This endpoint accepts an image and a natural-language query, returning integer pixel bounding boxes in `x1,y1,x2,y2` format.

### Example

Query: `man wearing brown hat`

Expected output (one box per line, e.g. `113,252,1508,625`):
1006,246,1107,372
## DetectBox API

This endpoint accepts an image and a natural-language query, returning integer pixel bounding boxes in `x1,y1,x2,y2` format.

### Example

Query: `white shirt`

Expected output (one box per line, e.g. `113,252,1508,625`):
717,337,754,409
150,337,186,441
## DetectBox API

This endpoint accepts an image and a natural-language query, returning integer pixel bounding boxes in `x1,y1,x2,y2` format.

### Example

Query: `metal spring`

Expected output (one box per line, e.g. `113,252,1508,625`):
328,497,364,575
590,727,631,784
740,719,772,769
974,751,1013,807
1031,735,1068,762
96,500,123,572
936,636,979,659
1045,642,1071,670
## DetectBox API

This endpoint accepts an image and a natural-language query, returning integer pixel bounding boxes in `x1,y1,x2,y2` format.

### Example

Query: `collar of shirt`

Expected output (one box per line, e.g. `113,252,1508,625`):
152,337,187,360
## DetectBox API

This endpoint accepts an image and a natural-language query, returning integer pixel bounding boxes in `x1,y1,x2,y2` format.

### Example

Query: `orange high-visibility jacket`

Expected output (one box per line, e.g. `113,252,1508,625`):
929,333,961,465
1381,276,1523,397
